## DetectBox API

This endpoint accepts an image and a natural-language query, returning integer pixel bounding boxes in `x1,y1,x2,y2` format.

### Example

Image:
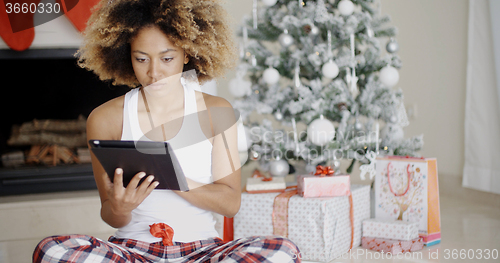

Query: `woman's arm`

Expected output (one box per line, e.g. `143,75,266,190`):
87,98,158,228
174,96,242,218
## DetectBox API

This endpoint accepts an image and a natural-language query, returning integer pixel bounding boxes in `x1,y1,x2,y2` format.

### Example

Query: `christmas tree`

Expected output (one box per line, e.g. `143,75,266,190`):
231,0,423,175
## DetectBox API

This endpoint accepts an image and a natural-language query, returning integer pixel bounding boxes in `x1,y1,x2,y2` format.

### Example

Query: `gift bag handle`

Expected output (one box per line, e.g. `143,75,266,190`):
387,162,411,196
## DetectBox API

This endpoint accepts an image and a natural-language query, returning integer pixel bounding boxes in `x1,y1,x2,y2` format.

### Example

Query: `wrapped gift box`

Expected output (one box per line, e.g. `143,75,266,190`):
375,156,441,246
246,177,286,193
297,174,350,198
234,185,370,262
362,219,419,241
361,236,424,254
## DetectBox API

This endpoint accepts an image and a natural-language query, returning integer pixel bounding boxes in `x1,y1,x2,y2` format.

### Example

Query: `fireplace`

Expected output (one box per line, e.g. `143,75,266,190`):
0,52,129,196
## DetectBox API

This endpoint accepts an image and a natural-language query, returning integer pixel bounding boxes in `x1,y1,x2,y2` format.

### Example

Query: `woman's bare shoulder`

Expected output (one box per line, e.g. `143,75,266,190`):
87,95,126,140
201,92,233,109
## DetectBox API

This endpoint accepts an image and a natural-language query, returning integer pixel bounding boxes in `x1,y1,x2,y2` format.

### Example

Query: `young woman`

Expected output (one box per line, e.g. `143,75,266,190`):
33,0,300,262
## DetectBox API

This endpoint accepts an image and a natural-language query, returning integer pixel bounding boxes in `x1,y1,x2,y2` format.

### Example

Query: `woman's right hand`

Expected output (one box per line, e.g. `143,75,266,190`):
102,168,159,218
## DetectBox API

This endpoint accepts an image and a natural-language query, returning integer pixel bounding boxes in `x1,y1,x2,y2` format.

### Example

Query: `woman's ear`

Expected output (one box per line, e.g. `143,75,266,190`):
184,54,189,64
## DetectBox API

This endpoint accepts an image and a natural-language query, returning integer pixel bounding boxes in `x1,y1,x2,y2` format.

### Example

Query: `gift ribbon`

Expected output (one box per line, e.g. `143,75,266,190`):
272,187,298,238
272,186,355,250
387,162,411,196
314,165,334,177
149,223,174,246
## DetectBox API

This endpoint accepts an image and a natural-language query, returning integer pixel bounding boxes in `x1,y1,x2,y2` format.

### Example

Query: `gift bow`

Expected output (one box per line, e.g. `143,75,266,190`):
150,223,174,246
314,165,334,177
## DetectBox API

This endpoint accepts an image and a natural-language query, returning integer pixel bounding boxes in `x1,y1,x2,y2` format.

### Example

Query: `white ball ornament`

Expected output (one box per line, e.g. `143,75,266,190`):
321,60,339,79
270,157,290,177
278,30,294,48
310,25,320,36
379,65,400,87
229,77,251,98
380,123,404,143
338,0,355,16
307,115,336,146
262,0,277,6
263,67,280,85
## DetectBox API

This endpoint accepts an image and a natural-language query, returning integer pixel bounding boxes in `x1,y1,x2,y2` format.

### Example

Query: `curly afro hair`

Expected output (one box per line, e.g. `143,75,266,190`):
76,0,237,87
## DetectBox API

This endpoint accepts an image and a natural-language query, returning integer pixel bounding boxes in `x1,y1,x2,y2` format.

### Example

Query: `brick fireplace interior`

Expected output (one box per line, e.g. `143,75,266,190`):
0,55,130,196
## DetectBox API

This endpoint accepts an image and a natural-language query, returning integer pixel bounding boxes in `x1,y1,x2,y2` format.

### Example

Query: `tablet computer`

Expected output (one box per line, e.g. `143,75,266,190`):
89,140,189,191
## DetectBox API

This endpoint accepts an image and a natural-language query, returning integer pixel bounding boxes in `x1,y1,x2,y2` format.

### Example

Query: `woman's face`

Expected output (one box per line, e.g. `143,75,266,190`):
130,25,189,89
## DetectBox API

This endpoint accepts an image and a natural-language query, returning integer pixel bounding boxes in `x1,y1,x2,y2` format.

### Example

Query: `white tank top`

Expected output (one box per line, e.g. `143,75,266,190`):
114,79,219,243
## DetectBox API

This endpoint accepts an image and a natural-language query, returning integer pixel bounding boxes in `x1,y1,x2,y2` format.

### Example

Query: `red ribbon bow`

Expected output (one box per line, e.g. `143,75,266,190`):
314,165,334,177
149,223,174,246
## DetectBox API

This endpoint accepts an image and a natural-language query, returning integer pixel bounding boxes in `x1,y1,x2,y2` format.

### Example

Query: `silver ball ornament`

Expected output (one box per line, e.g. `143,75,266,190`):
310,25,320,36
386,38,399,53
278,32,294,48
250,149,260,161
274,110,283,120
270,158,290,177
261,0,278,6
354,121,363,131
389,115,398,123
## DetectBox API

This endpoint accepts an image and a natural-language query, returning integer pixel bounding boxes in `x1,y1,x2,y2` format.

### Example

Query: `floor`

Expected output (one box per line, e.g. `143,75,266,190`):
1,191,499,263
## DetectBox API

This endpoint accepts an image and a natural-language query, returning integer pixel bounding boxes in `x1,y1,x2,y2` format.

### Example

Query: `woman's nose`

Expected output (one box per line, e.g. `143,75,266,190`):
148,60,163,82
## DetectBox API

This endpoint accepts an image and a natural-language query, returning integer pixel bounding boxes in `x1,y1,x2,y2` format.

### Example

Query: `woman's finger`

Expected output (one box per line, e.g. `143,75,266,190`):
113,168,125,192
137,175,155,194
125,172,146,192
141,180,159,200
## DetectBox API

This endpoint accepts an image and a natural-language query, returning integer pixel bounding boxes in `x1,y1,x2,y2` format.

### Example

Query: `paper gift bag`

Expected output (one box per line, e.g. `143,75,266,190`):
375,156,441,246
234,185,370,262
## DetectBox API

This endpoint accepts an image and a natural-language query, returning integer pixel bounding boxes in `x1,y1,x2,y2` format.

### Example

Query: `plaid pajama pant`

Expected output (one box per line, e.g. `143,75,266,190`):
33,235,301,263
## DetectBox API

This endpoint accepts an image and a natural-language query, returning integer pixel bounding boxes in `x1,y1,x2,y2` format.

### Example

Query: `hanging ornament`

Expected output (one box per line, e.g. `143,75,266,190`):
252,0,258,29
307,115,336,146
270,156,290,177
274,109,283,120
389,115,398,123
354,118,363,131
263,67,280,85
321,60,339,79
379,65,400,87
294,61,301,89
349,33,359,98
359,151,377,180
310,25,320,36
380,123,404,143
262,0,277,6
278,29,294,48
229,77,252,98
237,122,252,151
338,0,355,16
386,38,400,53
291,117,300,156
366,26,374,38
250,149,260,161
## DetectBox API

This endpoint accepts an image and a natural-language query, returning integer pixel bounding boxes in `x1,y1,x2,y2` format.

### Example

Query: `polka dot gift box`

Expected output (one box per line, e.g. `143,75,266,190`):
362,218,419,241
234,185,370,262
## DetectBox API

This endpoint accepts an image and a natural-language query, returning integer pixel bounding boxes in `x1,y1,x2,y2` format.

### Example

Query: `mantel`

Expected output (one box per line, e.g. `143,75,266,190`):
0,11,83,58
0,48,79,59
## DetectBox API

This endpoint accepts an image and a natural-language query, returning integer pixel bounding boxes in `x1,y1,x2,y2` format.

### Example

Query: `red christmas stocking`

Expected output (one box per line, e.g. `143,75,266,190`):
61,0,101,32
0,0,41,51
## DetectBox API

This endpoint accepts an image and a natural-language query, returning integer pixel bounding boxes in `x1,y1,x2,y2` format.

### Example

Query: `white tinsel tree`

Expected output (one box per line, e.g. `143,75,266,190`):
231,0,423,175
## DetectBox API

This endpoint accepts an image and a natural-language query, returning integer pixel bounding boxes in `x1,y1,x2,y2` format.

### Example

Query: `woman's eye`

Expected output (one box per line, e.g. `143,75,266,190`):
135,58,147,63
163,58,173,62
